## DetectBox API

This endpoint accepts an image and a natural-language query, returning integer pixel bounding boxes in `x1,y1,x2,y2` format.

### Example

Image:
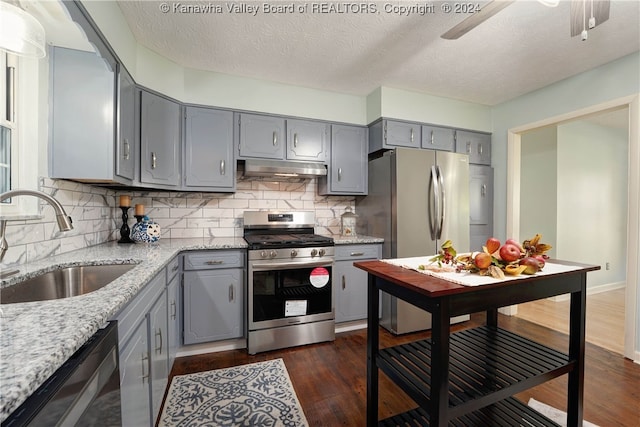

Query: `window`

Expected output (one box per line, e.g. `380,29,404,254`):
0,51,40,217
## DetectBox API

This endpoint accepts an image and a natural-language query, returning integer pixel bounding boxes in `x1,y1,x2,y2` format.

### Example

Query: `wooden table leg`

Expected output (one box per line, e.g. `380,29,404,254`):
366,274,379,427
486,308,498,327
430,300,451,427
567,273,586,427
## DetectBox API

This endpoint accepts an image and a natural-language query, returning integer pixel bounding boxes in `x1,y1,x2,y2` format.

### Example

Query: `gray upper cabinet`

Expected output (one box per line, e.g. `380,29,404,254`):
318,124,368,195
384,120,421,149
140,91,181,187
421,125,455,152
286,119,329,163
184,106,235,191
50,47,134,184
237,113,285,159
456,130,492,165
116,64,136,181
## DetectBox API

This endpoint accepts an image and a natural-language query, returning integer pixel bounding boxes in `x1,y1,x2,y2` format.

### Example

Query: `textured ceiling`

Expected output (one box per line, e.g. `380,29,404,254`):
116,0,640,106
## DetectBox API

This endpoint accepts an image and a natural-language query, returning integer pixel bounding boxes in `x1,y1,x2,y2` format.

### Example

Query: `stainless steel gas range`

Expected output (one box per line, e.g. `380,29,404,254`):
243,211,335,354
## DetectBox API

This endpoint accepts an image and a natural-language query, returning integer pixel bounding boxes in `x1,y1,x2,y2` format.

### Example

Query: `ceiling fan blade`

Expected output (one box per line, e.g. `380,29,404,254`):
570,0,610,37
441,0,515,40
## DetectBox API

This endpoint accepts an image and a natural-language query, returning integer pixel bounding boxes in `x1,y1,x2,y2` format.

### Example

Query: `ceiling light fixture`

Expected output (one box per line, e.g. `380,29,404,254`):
0,2,46,58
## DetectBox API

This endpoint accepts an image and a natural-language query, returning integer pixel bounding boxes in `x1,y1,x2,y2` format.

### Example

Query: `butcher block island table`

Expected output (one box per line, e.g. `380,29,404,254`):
354,259,600,427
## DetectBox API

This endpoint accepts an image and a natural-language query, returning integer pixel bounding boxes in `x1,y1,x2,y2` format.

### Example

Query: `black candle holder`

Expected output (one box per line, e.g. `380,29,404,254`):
135,215,145,223
118,206,134,244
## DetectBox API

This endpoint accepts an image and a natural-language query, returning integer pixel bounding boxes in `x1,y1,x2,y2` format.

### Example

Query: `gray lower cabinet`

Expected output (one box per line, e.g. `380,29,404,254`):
456,130,492,165
469,164,494,251
237,113,285,159
182,251,245,344
140,91,181,187
421,125,455,152
112,268,172,426
184,106,235,191
50,46,135,184
286,119,329,163
318,124,368,195
166,257,181,370
334,244,382,323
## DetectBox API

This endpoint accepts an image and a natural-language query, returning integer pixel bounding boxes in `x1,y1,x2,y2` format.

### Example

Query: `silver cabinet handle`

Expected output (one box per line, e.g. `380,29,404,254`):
155,328,163,354
172,264,179,272
338,168,342,182
229,284,234,302
220,160,225,176
430,130,434,145
481,184,487,197
151,152,157,169
205,260,224,265
478,143,483,155
272,131,277,146
342,275,346,290
141,352,149,384
294,133,298,147
410,128,414,143
123,139,130,160
466,141,471,153
170,301,177,320
350,252,365,256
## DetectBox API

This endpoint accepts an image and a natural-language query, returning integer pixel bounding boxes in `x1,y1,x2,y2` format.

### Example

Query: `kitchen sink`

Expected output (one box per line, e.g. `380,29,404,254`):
0,263,136,304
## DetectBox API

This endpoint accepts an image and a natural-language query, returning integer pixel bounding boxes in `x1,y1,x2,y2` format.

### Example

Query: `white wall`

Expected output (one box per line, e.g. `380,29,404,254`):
556,120,628,289
520,126,558,258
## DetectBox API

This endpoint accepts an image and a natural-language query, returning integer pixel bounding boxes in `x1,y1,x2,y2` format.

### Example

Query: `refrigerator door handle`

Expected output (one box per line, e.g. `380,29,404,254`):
428,165,439,240
436,165,445,240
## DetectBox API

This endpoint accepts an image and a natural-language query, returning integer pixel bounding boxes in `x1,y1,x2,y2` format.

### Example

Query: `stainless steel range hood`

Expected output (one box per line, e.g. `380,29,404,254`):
243,159,327,178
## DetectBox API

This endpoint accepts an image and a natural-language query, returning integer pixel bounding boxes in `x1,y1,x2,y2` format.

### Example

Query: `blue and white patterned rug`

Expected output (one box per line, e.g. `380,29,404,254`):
158,358,309,427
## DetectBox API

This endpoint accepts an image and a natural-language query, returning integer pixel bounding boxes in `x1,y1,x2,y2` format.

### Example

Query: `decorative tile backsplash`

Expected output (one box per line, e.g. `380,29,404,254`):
1,176,355,267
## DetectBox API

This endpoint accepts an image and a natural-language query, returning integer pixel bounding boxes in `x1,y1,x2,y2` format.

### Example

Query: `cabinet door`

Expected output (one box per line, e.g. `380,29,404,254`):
385,120,421,149
469,165,494,251
149,291,168,421
116,64,136,180
456,130,491,165
183,269,243,344
334,260,369,323
286,119,329,163
140,91,180,186
421,125,455,152
49,47,116,181
238,113,285,159
325,125,367,194
119,319,151,427
184,106,234,190
167,273,180,370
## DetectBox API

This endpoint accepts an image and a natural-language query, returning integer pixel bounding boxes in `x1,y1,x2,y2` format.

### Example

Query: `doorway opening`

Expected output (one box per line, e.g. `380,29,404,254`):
505,95,639,361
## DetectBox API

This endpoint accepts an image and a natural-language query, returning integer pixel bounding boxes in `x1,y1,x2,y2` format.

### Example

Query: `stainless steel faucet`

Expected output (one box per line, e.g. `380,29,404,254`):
0,189,74,263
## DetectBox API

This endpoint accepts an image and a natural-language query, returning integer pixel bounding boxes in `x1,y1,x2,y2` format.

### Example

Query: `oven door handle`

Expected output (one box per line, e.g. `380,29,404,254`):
251,260,333,270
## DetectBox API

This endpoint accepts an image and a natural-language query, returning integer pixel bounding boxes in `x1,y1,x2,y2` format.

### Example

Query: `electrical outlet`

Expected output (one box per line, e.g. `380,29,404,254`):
605,262,610,270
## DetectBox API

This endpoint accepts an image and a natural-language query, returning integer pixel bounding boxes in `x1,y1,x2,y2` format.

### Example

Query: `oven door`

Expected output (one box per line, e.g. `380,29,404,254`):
248,256,334,330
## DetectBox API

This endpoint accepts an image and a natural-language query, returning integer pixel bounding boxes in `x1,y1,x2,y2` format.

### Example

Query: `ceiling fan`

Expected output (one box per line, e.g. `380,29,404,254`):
441,0,610,40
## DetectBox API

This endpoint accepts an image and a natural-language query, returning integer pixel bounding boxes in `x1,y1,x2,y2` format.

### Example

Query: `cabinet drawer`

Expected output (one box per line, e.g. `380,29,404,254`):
335,244,381,261
166,256,180,281
183,250,245,270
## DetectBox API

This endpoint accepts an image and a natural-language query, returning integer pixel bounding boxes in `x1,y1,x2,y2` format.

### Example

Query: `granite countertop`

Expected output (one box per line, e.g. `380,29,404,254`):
0,235,383,421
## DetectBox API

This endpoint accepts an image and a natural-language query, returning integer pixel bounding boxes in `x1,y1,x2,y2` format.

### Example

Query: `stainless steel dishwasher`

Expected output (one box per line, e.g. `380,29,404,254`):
2,321,121,427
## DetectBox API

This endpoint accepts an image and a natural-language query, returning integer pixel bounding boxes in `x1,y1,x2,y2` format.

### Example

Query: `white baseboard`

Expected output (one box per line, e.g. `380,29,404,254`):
549,281,625,302
176,338,246,358
335,320,368,334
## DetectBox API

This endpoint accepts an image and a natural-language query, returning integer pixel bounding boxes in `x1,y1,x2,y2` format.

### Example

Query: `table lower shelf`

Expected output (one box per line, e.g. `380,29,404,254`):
377,325,574,418
379,396,562,427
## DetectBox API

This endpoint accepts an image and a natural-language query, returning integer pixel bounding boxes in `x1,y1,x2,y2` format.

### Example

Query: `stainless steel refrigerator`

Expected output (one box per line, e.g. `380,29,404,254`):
356,148,470,334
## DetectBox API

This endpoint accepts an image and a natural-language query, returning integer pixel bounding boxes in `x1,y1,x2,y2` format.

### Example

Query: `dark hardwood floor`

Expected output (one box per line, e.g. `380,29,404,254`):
168,313,640,426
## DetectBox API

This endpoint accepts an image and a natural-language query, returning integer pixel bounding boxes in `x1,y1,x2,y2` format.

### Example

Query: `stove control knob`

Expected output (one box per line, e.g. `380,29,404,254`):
260,250,267,258
311,249,318,257
319,249,326,257
290,249,298,258
269,250,278,258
